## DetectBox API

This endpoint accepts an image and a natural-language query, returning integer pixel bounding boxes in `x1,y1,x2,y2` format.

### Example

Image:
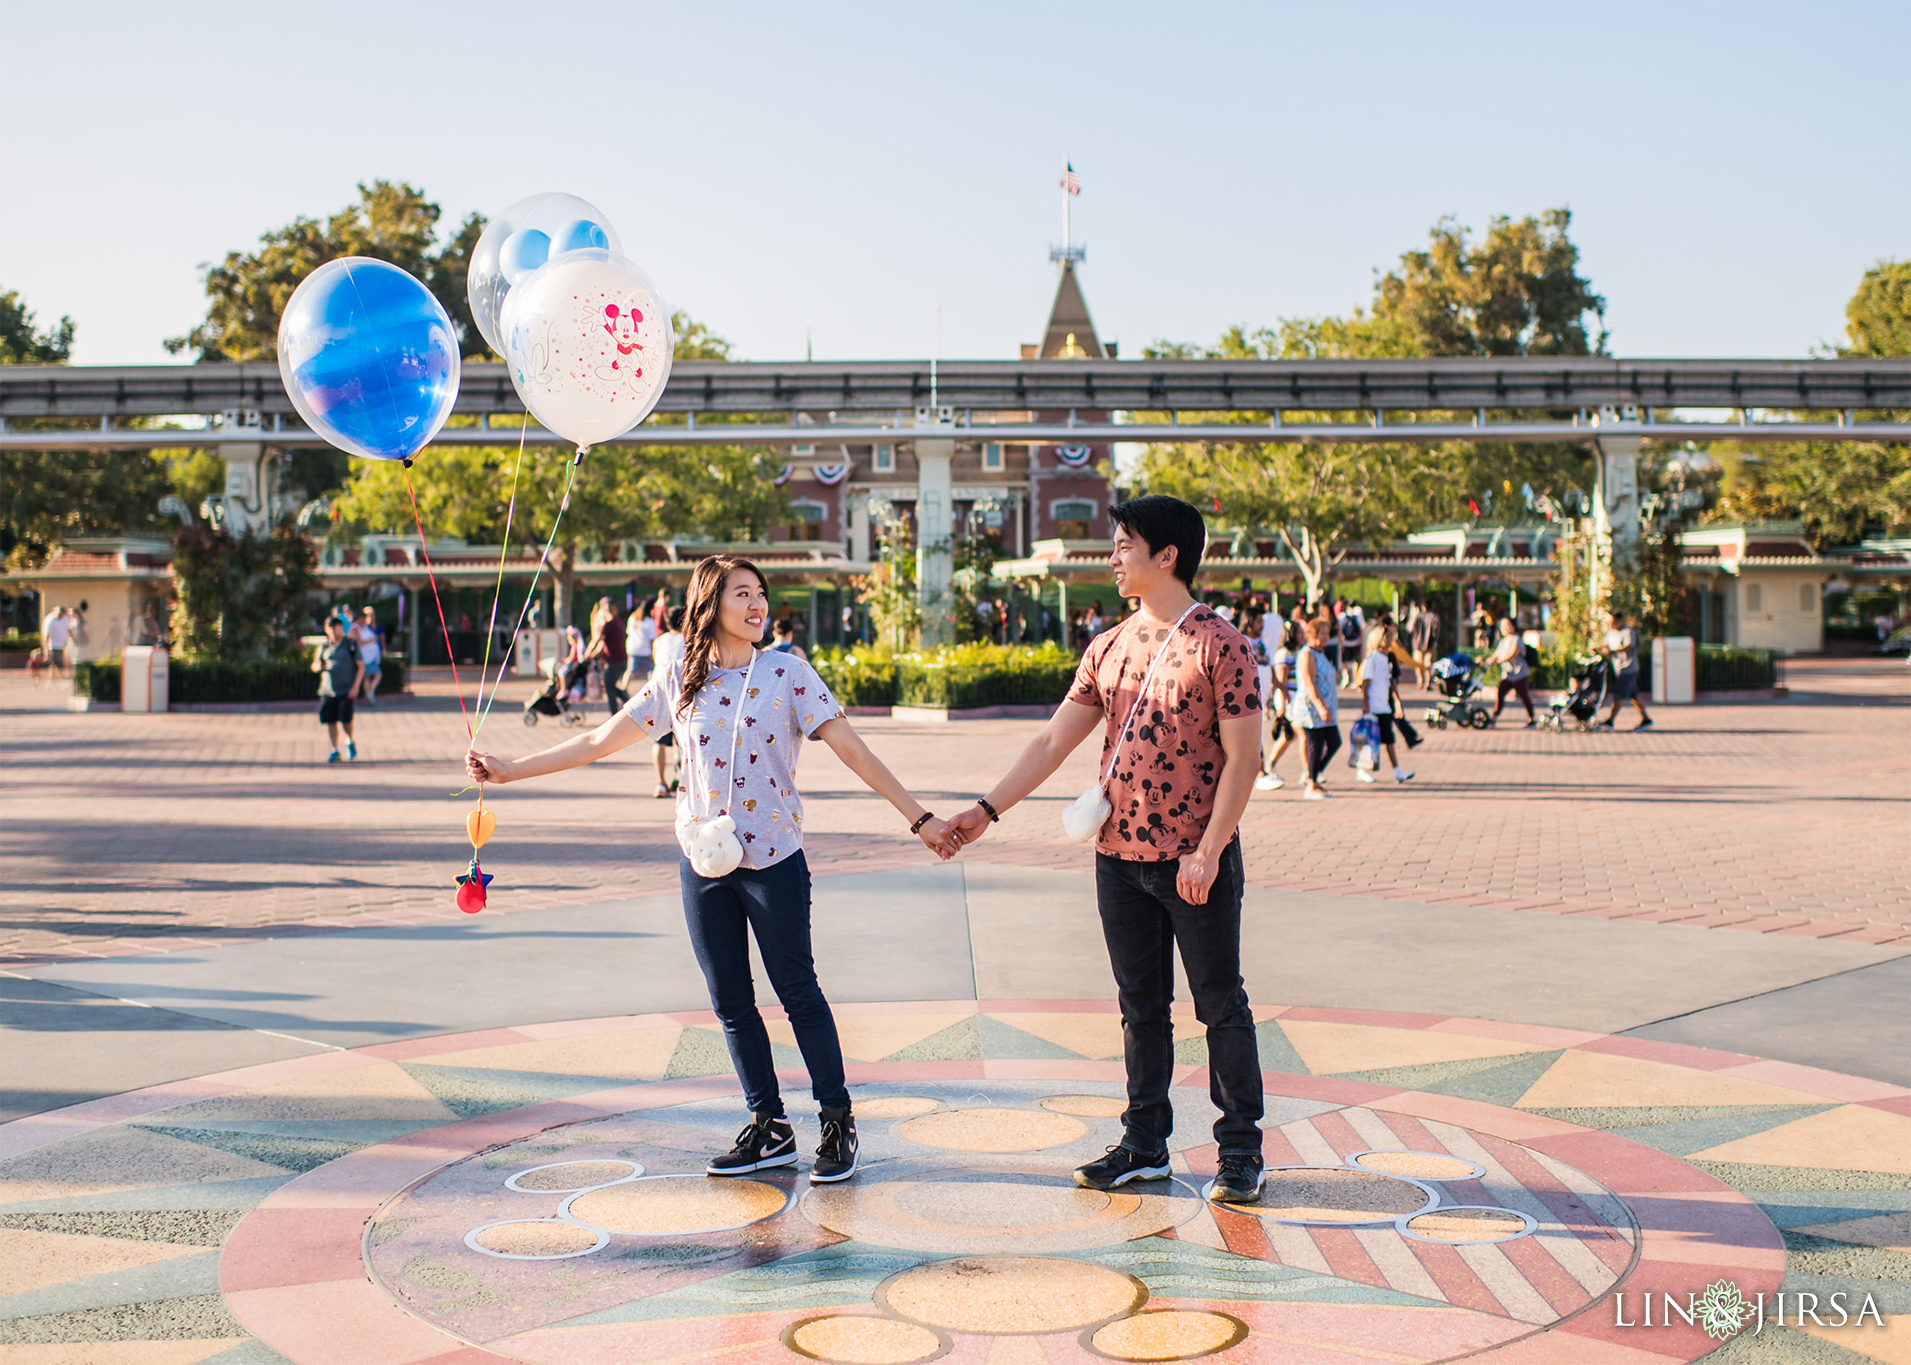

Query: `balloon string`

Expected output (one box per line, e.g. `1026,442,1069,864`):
402,466,473,742
470,421,529,729
469,454,581,741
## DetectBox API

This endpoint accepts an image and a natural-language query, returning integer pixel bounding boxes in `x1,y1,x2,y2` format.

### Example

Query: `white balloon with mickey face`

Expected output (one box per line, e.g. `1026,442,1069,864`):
501,248,674,451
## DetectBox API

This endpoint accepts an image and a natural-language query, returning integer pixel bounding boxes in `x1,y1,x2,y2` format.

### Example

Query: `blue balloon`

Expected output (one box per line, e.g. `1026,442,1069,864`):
276,258,460,462
498,228,551,285
551,218,608,254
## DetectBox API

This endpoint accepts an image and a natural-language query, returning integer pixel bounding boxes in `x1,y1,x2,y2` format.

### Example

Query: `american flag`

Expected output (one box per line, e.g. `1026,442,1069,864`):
1060,162,1081,195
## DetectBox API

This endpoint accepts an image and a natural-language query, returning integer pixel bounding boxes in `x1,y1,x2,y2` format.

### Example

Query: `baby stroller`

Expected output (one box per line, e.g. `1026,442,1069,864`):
522,657,590,727
1423,653,1495,730
1542,656,1610,732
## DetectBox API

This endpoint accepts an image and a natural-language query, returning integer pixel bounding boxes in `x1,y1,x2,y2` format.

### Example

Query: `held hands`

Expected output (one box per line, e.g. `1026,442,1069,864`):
465,749,513,785
945,804,995,851
916,816,962,861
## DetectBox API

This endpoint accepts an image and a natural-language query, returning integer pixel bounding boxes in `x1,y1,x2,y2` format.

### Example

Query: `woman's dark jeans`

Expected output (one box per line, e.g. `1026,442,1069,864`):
1094,838,1263,1157
679,850,849,1115
1303,723,1342,781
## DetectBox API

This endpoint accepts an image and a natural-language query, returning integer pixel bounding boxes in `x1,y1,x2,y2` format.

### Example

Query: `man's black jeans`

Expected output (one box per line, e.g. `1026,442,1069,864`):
1095,837,1263,1157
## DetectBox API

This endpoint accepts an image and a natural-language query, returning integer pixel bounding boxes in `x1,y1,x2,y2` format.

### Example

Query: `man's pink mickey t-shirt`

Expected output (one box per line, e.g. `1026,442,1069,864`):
1069,605,1262,861
623,652,843,870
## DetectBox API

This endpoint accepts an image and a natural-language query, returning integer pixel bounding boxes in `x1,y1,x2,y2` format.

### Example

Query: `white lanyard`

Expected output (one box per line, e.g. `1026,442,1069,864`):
684,650,759,819
1102,604,1200,785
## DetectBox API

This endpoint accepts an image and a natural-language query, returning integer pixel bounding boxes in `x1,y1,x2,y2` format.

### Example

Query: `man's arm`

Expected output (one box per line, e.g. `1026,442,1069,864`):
1176,710,1261,906
948,701,1104,844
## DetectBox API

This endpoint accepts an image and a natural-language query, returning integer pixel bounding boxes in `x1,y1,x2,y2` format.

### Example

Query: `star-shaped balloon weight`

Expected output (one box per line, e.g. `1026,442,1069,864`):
455,859,495,914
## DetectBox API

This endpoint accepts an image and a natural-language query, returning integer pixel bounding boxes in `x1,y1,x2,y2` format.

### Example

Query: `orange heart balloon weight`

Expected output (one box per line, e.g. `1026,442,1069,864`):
467,807,497,850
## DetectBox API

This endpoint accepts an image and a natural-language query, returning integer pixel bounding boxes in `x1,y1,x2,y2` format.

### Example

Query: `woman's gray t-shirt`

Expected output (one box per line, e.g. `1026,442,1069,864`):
622,651,844,869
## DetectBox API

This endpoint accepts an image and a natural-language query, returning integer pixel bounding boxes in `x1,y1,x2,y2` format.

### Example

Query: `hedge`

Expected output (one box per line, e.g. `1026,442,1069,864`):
814,643,1077,711
75,654,407,704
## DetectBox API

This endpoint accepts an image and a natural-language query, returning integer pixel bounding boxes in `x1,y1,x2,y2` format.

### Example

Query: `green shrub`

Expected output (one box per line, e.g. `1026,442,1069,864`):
1,631,41,653
813,642,1076,710
1697,645,1780,691
76,659,121,701
69,653,407,705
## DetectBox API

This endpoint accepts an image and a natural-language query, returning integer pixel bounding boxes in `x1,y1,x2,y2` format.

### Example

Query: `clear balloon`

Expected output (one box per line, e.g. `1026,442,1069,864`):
277,258,460,463
466,194,624,357
502,248,674,451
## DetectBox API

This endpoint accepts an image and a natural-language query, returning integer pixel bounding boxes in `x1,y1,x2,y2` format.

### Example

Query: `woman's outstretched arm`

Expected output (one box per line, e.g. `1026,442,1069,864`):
812,716,958,859
467,708,649,785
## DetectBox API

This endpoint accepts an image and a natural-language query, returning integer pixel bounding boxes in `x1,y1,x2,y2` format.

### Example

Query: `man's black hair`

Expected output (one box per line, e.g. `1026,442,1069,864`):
1108,495,1206,587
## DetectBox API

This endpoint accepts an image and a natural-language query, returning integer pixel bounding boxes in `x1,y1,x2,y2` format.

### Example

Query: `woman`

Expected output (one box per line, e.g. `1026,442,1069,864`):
621,594,657,695
1487,615,1536,727
467,555,957,1186
1256,619,1302,790
1293,617,1341,800
584,599,629,714
352,606,383,706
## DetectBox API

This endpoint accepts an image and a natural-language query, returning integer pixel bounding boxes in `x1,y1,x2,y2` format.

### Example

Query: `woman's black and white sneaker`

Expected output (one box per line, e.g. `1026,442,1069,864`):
707,1112,797,1175
1204,1153,1266,1203
1074,1145,1171,1190
810,1108,859,1183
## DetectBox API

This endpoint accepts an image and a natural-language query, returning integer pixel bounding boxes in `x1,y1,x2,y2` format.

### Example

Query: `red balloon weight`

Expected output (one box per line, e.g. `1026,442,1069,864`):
456,879,487,914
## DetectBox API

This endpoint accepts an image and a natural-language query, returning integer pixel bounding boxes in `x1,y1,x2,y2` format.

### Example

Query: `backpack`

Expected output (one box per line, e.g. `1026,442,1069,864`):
1523,642,1541,670
1339,614,1361,644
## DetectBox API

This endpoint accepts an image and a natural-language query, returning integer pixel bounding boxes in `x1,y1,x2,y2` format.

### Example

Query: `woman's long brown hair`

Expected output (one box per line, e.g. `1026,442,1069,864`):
676,553,767,720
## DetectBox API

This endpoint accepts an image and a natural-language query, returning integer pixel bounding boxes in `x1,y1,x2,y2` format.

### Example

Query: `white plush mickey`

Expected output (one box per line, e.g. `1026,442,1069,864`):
678,812,744,878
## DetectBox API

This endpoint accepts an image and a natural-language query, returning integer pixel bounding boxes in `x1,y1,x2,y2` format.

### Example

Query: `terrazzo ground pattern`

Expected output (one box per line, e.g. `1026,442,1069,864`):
3,1003,1908,1364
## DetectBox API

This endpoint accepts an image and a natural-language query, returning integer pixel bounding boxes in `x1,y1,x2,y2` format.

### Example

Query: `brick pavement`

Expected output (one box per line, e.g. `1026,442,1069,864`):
2,659,1907,968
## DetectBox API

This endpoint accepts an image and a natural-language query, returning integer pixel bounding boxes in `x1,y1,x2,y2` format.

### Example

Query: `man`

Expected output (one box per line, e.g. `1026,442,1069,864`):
948,495,1267,1204
769,617,808,661
1599,608,1653,731
313,615,364,763
41,606,71,683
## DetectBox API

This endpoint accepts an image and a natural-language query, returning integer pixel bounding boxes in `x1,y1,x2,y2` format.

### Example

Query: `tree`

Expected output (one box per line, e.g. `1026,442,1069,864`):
1138,209,1606,595
166,181,487,361
168,523,318,660
1708,259,1911,546
1840,260,1911,359
0,289,73,363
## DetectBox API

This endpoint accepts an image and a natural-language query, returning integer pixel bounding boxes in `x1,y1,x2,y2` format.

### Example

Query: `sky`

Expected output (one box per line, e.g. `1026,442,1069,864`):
3,0,1906,367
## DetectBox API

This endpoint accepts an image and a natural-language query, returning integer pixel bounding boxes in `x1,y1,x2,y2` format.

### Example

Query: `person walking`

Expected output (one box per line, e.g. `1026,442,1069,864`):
352,606,384,706
1409,602,1440,688
313,615,364,763
623,595,658,694
1295,617,1341,800
583,600,629,714
41,606,70,685
945,496,1267,1205
467,555,957,1186
1256,618,1302,790
1357,622,1416,784
1599,608,1653,731
1486,617,1537,727
649,605,686,797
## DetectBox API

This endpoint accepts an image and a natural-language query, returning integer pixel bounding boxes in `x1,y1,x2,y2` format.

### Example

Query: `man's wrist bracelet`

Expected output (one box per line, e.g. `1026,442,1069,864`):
977,797,1000,823
910,812,936,835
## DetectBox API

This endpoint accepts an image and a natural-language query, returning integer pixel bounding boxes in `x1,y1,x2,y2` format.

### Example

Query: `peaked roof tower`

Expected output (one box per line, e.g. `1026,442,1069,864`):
1038,261,1108,360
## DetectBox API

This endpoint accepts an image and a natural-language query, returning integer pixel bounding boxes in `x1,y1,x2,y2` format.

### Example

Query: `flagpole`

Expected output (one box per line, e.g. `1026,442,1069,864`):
1062,161,1071,258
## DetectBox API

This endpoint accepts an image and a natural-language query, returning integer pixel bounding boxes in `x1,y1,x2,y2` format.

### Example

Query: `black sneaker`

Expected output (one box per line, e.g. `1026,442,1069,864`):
810,1107,859,1183
1074,1145,1171,1190
1205,1153,1266,1203
706,1112,796,1175
1635,719,1654,731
